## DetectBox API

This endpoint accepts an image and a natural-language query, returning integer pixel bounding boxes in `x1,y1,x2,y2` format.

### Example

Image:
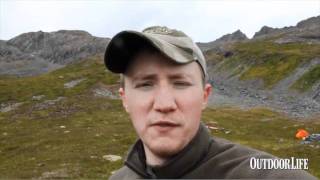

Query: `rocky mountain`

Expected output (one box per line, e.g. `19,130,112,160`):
253,15,320,44
0,30,109,76
199,15,320,54
197,29,248,52
253,26,279,37
200,15,320,118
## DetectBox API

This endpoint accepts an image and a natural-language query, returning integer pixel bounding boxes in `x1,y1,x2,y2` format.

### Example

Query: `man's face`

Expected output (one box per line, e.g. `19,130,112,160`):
119,51,212,159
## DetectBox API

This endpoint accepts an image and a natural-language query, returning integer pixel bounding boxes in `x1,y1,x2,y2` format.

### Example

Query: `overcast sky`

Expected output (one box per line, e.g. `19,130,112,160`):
0,0,319,42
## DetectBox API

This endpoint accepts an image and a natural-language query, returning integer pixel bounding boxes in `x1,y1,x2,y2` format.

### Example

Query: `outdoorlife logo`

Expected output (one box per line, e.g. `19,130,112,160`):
250,157,308,170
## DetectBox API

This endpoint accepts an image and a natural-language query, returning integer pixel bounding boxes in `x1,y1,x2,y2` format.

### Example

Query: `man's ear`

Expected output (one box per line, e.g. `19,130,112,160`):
202,83,212,110
119,87,129,113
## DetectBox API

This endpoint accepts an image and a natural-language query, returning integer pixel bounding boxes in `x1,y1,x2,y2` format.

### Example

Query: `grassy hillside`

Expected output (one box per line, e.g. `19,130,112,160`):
0,57,319,178
291,64,320,92
215,40,320,90
0,56,118,103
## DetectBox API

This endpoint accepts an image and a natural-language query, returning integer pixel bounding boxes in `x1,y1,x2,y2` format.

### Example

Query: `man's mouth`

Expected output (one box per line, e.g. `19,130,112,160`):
151,121,180,132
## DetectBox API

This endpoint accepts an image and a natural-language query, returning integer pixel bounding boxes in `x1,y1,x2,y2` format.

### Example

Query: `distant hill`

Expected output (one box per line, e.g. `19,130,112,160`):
0,30,109,76
197,29,248,52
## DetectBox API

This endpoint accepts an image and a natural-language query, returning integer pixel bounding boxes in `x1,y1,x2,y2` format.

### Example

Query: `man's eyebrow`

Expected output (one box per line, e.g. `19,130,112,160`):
168,73,194,80
131,74,157,81
131,73,194,81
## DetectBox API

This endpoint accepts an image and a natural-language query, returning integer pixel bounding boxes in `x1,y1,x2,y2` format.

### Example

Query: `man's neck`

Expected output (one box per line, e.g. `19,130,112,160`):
143,144,168,166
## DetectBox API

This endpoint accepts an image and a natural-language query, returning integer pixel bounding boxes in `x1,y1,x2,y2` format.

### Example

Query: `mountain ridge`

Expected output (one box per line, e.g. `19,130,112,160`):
0,30,109,76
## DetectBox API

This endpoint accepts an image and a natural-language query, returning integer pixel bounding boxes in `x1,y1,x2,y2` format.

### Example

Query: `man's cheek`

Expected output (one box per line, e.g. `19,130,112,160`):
183,97,203,111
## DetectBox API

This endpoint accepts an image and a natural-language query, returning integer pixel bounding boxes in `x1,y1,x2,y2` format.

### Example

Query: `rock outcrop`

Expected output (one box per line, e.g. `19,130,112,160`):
253,15,320,44
0,30,109,76
197,29,248,52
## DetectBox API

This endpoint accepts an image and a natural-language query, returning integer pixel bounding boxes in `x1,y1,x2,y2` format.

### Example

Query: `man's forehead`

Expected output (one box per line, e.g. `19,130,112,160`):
124,51,203,81
128,71,195,81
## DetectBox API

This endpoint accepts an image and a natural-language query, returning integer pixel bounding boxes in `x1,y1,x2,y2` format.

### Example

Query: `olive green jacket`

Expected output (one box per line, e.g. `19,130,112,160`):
110,123,316,179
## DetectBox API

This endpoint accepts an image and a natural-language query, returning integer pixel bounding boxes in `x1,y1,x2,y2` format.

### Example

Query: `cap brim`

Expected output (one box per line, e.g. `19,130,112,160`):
104,31,194,74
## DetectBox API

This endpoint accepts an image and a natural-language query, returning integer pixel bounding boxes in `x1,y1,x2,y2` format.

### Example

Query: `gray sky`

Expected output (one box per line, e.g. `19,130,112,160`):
0,0,319,42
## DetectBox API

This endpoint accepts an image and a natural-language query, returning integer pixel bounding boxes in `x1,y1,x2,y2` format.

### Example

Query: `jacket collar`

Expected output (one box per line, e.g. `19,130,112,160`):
125,122,211,178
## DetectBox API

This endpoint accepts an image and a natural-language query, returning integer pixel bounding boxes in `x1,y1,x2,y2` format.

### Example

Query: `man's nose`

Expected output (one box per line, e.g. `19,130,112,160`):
153,85,177,113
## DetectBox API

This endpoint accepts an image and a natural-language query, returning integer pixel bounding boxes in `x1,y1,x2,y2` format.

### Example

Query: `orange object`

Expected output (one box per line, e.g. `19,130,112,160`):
295,129,309,139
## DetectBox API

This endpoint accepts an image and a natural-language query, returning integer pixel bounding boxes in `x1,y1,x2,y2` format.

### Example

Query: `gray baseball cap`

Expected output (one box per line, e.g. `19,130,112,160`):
104,26,207,79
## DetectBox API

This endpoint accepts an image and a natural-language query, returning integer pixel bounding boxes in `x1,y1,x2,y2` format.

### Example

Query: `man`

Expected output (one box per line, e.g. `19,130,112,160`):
104,26,316,179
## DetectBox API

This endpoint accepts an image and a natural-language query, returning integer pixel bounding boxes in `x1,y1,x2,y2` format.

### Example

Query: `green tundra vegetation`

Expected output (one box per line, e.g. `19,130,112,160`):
0,57,319,178
291,64,320,92
217,40,320,90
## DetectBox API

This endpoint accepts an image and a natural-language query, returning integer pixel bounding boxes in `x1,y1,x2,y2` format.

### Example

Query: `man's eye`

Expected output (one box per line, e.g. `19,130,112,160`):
174,81,191,88
135,82,153,89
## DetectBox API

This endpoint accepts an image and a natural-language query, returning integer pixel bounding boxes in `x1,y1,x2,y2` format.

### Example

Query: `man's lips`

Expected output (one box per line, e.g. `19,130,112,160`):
150,121,180,132
151,121,180,127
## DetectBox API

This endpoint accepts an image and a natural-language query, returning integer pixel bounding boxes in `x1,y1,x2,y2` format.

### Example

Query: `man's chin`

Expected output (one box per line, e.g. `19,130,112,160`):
147,139,185,158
